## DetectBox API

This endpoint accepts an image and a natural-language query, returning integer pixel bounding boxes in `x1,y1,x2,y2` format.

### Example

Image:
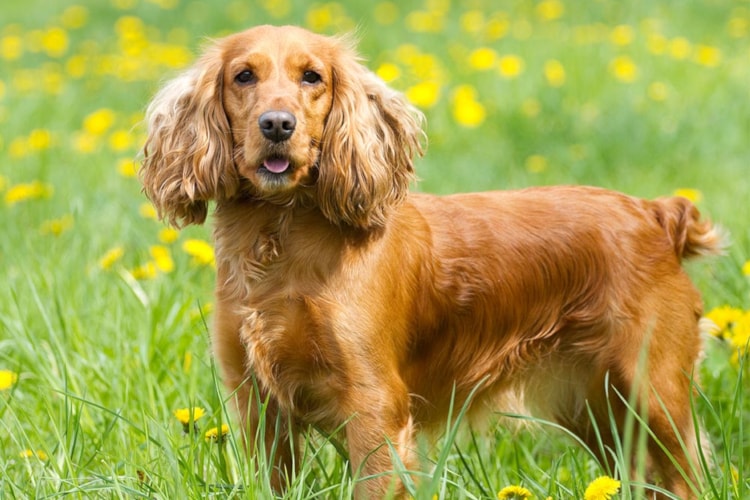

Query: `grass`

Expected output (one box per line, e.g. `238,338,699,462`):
1,0,749,498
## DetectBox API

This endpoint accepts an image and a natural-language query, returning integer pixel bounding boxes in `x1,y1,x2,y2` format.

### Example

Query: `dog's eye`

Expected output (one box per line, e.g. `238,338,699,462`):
302,70,322,85
235,70,256,85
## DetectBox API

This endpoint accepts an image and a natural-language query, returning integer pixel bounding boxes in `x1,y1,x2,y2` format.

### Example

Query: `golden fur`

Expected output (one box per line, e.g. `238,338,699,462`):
141,25,721,499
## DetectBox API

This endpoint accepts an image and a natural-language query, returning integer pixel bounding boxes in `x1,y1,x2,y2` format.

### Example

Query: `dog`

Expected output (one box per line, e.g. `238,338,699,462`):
140,25,721,498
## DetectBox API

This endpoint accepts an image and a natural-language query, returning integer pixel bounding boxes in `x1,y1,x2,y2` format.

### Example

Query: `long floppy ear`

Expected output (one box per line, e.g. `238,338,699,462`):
140,46,237,227
316,39,425,230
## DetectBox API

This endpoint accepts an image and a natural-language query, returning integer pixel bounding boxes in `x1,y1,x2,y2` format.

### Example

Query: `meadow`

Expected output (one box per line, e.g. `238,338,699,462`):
1,0,749,498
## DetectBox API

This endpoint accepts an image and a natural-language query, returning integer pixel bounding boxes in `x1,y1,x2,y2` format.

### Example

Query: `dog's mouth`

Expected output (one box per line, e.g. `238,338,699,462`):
259,157,291,175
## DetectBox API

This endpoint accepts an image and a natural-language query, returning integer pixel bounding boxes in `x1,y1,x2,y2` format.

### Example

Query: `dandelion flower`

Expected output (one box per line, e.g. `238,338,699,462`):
584,476,621,500
694,45,721,67
673,188,702,203
158,227,180,244
139,202,158,219
609,55,638,83
468,47,498,71
41,27,69,58
668,37,692,60
5,181,54,205
544,59,566,87
497,485,532,499
150,245,174,273
536,0,564,21
182,239,216,266
376,62,401,83
117,158,139,178
452,85,486,128
205,423,230,443
610,25,634,46
19,449,48,460
0,370,18,390
98,246,124,270
742,261,750,277
498,55,524,79
131,262,158,280
83,108,116,136
40,214,74,236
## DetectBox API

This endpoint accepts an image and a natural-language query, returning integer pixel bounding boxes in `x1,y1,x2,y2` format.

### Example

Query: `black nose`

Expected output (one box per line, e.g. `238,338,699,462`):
258,111,296,142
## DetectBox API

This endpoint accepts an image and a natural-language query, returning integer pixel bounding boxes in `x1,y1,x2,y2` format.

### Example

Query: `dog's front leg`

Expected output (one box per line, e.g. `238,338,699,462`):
346,389,416,499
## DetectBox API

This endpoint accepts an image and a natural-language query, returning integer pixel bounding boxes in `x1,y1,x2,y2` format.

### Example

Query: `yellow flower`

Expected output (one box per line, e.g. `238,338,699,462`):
139,202,158,219
498,55,524,79
668,37,692,60
83,108,116,136
405,80,441,109
158,227,180,244
374,2,399,25
98,246,125,270
61,5,89,29
40,215,74,236
584,476,621,500
609,55,638,83
117,158,139,178
406,10,444,33
182,239,216,266
5,181,54,205
204,423,230,443
19,449,48,461
452,85,486,128
150,245,174,273
705,306,744,336
174,407,205,425
535,0,564,21
742,261,750,277
497,485,532,499
694,45,722,67
460,10,485,34
673,188,702,203
0,370,18,390
468,47,498,71
131,262,158,280
28,129,53,150
109,129,133,151
544,59,566,87
610,24,634,46
1,35,23,61
42,27,69,58
375,62,401,83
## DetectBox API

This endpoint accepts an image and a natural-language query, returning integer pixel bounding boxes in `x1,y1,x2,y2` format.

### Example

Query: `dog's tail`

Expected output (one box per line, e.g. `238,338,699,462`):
651,196,725,260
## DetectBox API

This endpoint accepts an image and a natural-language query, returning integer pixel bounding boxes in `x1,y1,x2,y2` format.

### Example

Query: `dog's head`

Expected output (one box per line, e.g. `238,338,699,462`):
141,25,424,229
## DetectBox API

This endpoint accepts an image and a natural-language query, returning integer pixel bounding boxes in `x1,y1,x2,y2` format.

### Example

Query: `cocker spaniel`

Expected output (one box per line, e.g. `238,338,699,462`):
141,25,721,499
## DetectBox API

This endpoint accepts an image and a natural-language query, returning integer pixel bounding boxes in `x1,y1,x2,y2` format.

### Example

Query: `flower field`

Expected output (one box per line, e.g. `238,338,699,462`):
1,0,749,498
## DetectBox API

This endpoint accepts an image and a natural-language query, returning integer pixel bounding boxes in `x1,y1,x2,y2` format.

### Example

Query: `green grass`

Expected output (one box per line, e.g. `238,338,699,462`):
1,0,749,498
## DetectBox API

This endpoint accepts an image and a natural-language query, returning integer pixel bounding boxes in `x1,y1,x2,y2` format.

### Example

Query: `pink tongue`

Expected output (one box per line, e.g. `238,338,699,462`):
263,158,290,174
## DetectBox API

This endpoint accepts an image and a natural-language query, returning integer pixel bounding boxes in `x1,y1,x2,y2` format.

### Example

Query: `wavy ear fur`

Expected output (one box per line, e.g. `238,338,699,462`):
141,46,237,227
316,38,425,230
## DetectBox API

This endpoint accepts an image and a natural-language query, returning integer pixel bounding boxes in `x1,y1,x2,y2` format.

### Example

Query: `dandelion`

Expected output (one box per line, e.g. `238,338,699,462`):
1,35,23,60
117,158,139,177
468,47,498,71
158,227,180,244
497,485,532,499
150,245,174,273
705,306,744,336
405,80,441,109
131,261,158,280
668,37,692,60
584,476,621,500
460,10,485,34
673,188,702,203
536,0,564,21
139,202,158,219
28,129,53,150
452,85,486,128
109,130,133,151
646,33,668,55
41,27,69,58
486,14,510,40
0,370,18,391
183,352,192,373
182,239,216,266
205,423,230,443
98,246,124,270
498,55,524,79
174,407,206,433
19,449,48,461
83,108,116,136
544,59,566,87
40,215,74,236
61,5,89,29
375,62,400,83
694,45,721,67
742,261,750,277
5,181,54,205
609,55,638,83
610,25,634,46
406,10,445,33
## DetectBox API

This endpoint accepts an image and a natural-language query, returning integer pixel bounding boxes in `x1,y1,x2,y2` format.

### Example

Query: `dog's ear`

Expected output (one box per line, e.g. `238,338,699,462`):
316,39,425,230
140,46,238,227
